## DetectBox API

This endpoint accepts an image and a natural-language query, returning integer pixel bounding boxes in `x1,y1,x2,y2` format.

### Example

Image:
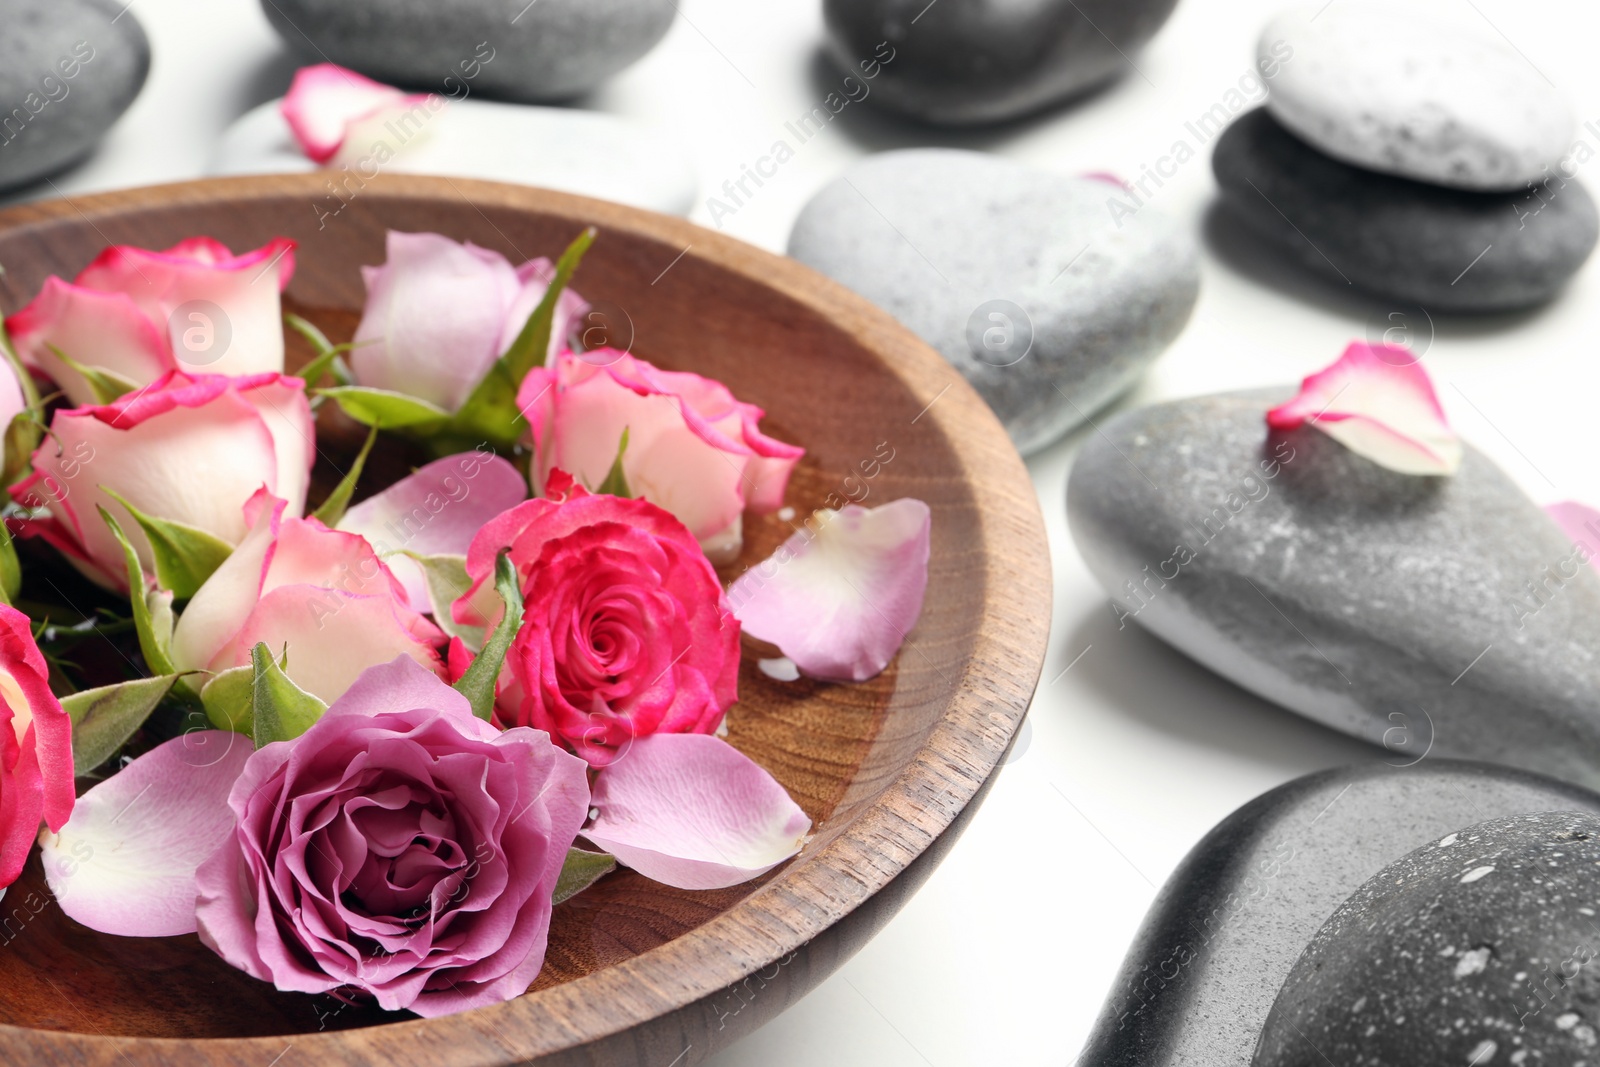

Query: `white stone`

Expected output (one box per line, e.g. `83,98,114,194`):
1260,3,1574,191
209,98,698,216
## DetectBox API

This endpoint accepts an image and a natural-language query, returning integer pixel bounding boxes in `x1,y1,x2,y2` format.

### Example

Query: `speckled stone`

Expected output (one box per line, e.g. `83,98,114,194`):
1261,3,1575,191
0,0,150,192
1212,108,1597,311
822,0,1180,126
788,149,1199,455
1065,388,1600,788
260,0,675,103
1256,810,1600,1066
1080,762,1600,1067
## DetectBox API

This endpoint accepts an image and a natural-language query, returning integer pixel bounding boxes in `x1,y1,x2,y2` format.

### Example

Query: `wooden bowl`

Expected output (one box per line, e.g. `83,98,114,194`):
0,175,1050,1065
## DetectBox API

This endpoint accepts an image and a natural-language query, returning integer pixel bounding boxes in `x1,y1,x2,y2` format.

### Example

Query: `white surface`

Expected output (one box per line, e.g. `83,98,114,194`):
25,0,1600,1063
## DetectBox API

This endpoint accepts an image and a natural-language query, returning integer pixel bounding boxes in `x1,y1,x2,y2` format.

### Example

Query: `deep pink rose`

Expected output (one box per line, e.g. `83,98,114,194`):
10,371,314,591
455,479,739,766
0,604,72,889
6,236,296,407
522,348,803,562
195,657,589,1017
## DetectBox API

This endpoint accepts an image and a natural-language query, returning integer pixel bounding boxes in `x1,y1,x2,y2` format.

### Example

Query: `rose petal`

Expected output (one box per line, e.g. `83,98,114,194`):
5,278,172,406
338,451,527,611
1546,501,1600,576
40,731,253,936
583,733,810,890
1266,342,1462,475
281,63,414,164
729,499,931,683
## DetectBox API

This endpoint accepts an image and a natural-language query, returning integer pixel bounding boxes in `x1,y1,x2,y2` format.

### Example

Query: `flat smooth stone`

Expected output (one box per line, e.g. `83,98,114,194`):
1078,761,1600,1067
260,0,675,103
788,149,1198,455
0,0,149,192
1261,3,1574,191
1212,108,1597,311
823,0,1180,126
1257,810,1600,1066
209,99,698,216
1065,388,1600,789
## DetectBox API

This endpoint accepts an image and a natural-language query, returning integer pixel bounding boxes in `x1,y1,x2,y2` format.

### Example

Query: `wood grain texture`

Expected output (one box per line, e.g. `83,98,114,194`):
0,173,1051,1065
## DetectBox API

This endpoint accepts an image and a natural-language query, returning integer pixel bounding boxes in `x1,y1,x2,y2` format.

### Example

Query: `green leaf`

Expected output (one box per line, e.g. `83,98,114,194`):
97,506,176,676
46,344,138,405
310,424,378,527
406,552,485,647
553,847,617,905
1,410,41,500
62,674,181,774
596,428,632,498
0,525,19,605
284,313,356,386
100,487,233,600
200,664,255,734
250,642,327,746
500,227,596,380
319,385,450,431
452,551,523,721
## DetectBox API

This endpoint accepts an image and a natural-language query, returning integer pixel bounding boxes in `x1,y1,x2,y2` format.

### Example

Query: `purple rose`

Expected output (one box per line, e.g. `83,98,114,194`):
193,657,590,1017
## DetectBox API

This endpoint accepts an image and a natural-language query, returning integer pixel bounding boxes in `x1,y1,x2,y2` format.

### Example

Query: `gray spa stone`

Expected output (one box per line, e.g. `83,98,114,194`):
788,149,1199,455
1212,108,1597,311
0,0,150,192
1255,810,1600,1067
1065,388,1600,789
1079,762,1600,1067
1261,3,1575,191
822,0,1181,126
260,0,675,103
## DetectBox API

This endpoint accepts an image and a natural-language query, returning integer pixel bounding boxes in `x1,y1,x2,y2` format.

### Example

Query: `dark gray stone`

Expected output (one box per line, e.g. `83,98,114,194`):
1065,389,1600,789
0,0,149,192
1078,761,1600,1067
260,0,675,103
1211,108,1597,312
1256,810,1600,1067
788,149,1198,455
823,0,1180,126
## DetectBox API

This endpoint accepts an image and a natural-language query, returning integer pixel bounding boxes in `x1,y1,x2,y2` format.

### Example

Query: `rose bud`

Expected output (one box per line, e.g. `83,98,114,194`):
350,230,587,414
524,349,803,563
6,237,296,407
455,478,739,766
172,493,446,704
9,372,314,592
0,604,72,890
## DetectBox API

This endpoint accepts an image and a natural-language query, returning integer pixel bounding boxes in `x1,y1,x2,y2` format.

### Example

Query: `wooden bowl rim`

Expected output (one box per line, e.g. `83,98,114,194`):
0,174,1051,1062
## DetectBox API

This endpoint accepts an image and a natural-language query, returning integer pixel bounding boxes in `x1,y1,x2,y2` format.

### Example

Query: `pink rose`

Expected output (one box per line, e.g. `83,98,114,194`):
0,604,72,889
195,657,589,1017
10,371,314,591
171,493,445,704
351,231,587,414
456,479,739,766
523,349,803,562
6,237,296,407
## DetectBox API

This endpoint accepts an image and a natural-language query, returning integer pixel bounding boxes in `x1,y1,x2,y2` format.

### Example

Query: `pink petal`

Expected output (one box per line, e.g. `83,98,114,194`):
5,277,172,406
39,731,253,936
583,733,810,890
337,451,527,611
1546,501,1600,576
728,499,931,683
281,64,413,164
1266,342,1462,475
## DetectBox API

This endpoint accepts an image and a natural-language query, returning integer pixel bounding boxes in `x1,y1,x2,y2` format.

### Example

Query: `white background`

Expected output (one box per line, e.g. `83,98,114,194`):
31,0,1600,1063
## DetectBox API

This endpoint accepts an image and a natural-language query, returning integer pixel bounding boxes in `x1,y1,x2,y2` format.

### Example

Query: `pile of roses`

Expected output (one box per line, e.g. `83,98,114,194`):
0,198,934,1017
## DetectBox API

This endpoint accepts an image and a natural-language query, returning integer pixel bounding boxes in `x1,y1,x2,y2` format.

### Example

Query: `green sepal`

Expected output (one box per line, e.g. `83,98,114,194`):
451,551,522,722
62,673,181,774
284,313,355,386
553,847,617,905
97,506,177,676
46,344,137,405
100,487,233,600
310,424,378,527
0,525,19,605
500,227,596,380
249,642,328,746
319,385,450,431
596,428,632,498
0,410,41,501
406,551,485,647
200,664,254,734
